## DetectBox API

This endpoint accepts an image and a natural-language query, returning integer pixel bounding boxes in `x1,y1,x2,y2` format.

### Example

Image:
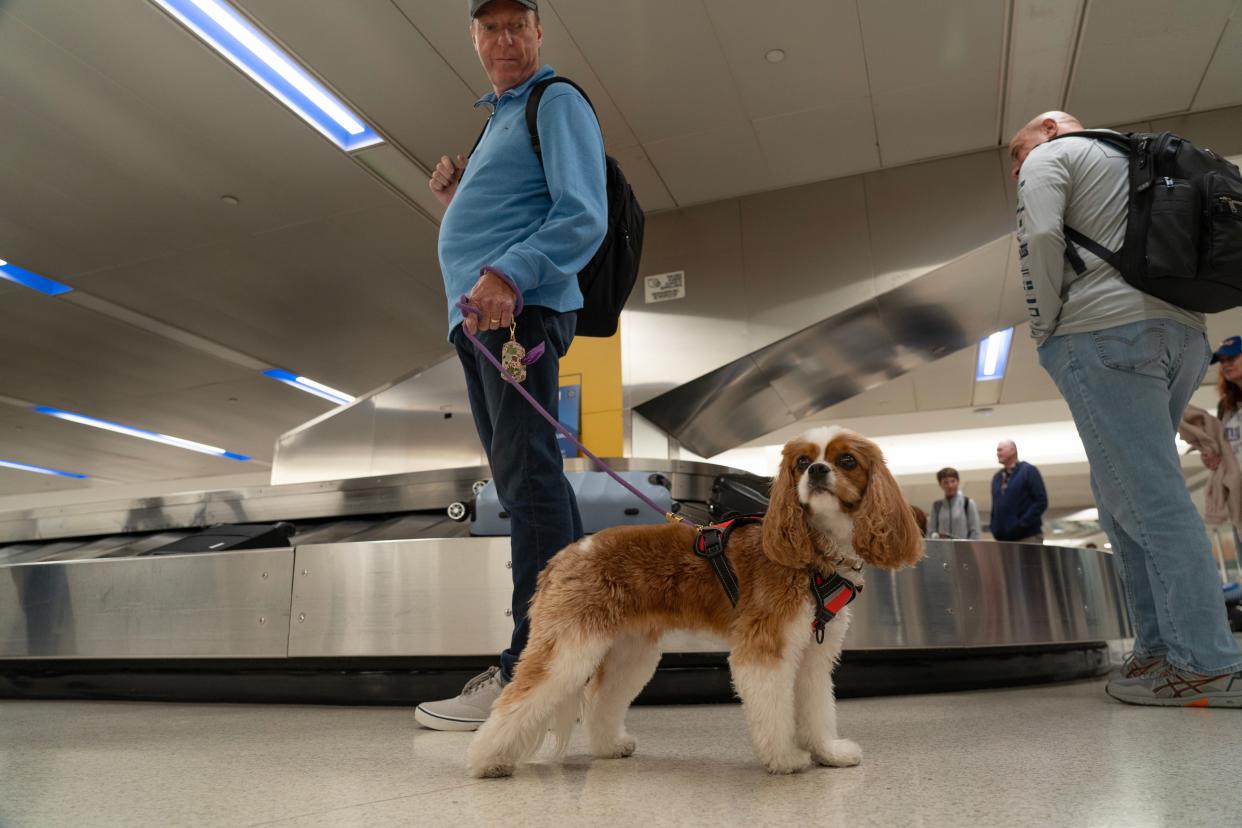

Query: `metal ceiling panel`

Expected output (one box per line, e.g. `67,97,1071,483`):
1001,0,1084,141
703,0,870,121
0,0,391,277
0,292,250,407
752,98,880,190
864,150,1013,294
1193,7,1242,111
911,347,978,411
1067,0,1234,126
62,203,453,395
739,175,875,347
549,0,747,144
641,119,771,206
236,0,487,174
0,406,266,491
621,200,751,410
859,0,1007,165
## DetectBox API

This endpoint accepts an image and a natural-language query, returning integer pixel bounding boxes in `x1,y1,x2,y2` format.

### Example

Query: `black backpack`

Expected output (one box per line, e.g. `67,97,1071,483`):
1050,130,1242,312
469,77,645,337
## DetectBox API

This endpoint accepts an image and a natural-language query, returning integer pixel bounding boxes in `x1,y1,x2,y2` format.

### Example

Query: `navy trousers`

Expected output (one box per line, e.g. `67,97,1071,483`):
452,306,584,682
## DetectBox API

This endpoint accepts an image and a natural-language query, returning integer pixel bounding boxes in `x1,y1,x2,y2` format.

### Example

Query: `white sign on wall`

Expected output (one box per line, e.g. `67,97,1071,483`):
644,271,685,304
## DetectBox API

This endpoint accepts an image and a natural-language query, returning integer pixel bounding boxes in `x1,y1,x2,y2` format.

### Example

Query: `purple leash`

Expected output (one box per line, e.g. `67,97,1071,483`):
455,296,691,527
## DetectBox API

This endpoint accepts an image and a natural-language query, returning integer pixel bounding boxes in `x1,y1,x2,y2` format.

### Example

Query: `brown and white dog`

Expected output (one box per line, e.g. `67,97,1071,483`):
466,427,924,777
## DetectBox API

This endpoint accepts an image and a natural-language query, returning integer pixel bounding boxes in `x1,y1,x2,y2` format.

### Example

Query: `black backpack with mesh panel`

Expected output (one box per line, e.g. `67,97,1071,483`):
1051,130,1242,312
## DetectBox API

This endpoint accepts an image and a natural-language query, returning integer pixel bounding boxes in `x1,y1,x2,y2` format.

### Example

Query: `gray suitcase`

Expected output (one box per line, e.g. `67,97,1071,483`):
470,470,671,536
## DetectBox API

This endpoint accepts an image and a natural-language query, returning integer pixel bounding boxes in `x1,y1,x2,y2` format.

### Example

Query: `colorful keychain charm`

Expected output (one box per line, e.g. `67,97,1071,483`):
501,322,527,383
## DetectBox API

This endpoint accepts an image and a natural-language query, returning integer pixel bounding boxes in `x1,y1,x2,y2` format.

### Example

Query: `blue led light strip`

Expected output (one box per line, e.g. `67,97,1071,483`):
0,459,89,479
263,369,355,405
0,259,74,296
34,407,251,461
151,0,383,152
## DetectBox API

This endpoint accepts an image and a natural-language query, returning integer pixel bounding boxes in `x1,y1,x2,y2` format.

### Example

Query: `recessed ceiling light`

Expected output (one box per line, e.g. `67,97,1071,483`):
221,195,240,205
151,0,383,152
263,369,355,405
34,406,251,461
765,49,786,63
0,258,74,296
0,458,88,479
975,328,1014,382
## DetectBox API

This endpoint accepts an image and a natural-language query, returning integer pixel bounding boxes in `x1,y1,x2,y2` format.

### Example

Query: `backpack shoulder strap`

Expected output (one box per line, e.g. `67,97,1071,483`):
525,76,597,161
1049,129,1133,154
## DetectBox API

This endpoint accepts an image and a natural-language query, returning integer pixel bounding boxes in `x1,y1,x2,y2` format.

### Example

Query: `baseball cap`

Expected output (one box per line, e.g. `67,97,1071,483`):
470,0,537,17
1211,335,1242,363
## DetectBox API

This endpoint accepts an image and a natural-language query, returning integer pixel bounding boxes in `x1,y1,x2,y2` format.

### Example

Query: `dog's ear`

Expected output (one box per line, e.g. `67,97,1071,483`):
762,442,815,569
851,440,924,569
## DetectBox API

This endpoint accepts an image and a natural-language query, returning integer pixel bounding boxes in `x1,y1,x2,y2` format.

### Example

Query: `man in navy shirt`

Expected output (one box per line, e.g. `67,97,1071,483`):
989,440,1047,543
416,0,607,732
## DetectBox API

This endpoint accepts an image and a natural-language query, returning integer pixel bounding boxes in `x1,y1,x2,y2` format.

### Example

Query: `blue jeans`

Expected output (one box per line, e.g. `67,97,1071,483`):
453,307,584,682
1039,319,1242,675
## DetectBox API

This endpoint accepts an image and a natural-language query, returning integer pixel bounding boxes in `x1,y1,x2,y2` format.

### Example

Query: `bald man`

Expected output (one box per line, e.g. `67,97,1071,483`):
1010,112,1242,707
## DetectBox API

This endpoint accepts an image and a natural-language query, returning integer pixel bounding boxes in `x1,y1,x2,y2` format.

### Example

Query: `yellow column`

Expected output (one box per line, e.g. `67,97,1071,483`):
559,329,623,457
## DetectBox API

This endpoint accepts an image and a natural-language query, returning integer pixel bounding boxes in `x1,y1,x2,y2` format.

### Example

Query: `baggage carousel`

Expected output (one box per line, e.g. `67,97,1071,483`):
0,461,1130,705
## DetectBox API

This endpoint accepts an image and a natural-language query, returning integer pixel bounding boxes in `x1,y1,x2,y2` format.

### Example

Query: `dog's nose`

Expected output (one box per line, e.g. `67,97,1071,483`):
807,462,830,481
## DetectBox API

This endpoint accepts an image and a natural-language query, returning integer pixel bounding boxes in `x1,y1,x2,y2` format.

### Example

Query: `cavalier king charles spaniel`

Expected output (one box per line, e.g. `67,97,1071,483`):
466,427,924,777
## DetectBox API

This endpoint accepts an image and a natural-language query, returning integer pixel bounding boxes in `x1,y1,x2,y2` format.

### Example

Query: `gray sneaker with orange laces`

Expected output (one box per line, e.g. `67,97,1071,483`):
1106,664,1242,708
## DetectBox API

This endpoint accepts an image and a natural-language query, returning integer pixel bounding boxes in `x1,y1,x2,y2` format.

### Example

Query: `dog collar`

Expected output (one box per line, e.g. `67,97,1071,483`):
810,572,862,644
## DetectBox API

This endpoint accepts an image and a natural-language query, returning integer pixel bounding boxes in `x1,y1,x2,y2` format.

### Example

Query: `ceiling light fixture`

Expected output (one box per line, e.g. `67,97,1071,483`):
151,0,383,152
0,258,74,296
765,49,786,63
34,406,251,461
976,327,1014,382
263,369,355,405
0,458,89,479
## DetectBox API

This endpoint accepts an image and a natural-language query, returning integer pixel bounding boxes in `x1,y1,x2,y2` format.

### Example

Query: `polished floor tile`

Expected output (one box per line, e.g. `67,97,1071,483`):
1,678,1238,828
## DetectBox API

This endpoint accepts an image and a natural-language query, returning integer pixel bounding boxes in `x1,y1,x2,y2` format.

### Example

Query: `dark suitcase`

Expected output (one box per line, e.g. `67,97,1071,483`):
709,473,771,521
146,522,295,555
471,471,671,536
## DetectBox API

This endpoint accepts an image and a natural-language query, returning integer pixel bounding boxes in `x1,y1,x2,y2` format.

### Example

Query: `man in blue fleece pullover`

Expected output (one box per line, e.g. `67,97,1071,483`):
989,440,1047,543
415,0,607,732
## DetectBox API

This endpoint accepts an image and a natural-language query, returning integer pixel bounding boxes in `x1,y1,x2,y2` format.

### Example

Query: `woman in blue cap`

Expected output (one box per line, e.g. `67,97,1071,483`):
1201,336,1242,476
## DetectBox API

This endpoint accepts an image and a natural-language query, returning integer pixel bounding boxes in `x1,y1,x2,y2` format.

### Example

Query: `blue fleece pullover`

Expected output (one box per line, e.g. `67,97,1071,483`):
989,461,1049,540
438,65,607,335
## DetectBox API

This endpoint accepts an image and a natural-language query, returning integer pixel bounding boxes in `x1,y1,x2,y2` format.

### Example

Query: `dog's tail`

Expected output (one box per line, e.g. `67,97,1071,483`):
466,632,609,776
548,682,586,758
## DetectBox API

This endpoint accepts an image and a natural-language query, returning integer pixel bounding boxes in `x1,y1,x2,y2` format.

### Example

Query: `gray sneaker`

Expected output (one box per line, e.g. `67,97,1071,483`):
414,666,506,731
1116,652,1166,679
1106,664,1242,708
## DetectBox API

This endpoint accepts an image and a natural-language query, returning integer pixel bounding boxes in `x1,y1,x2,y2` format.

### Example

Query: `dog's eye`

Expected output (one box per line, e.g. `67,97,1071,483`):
837,454,858,470
796,456,811,472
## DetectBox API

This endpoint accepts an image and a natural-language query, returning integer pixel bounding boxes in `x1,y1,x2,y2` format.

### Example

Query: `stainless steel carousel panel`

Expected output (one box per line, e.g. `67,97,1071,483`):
288,539,518,657
847,540,1130,649
0,548,295,659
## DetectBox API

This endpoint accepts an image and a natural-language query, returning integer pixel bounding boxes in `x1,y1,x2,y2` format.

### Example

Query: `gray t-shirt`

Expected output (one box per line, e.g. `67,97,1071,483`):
1016,132,1205,345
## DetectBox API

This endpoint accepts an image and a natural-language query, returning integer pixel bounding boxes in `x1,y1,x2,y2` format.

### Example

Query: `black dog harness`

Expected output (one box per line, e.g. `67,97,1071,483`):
810,572,862,644
692,515,763,608
692,516,861,644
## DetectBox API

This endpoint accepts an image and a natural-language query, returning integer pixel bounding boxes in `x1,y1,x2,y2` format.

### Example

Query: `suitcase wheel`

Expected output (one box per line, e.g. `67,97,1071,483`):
472,479,489,496
447,502,471,522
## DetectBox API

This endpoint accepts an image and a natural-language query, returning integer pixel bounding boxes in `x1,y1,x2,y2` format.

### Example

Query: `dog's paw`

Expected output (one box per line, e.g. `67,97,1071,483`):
467,760,515,779
814,738,862,768
592,734,637,759
763,748,812,775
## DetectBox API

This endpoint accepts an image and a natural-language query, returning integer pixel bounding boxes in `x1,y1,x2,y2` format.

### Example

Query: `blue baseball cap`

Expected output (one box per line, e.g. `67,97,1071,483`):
1211,335,1242,363
470,0,537,17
